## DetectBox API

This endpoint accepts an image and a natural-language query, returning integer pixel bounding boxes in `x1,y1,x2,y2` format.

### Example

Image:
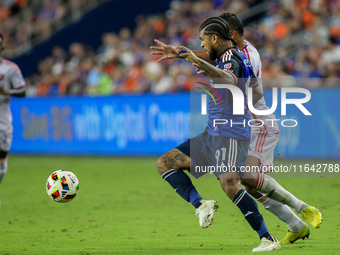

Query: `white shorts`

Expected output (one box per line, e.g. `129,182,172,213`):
247,126,279,171
0,131,12,152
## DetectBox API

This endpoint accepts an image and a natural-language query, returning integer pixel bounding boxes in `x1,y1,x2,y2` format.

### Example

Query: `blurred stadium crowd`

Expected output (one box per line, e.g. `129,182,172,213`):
2,0,340,96
0,0,97,57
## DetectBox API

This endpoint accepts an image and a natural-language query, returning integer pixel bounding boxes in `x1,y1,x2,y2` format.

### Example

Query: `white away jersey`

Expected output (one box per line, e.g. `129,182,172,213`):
240,41,278,132
0,58,26,132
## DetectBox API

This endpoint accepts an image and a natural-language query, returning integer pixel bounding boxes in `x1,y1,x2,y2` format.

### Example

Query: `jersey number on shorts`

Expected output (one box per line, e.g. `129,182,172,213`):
215,147,227,169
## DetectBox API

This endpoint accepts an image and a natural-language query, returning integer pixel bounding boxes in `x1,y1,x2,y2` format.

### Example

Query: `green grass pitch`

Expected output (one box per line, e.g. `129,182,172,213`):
0,155,339,255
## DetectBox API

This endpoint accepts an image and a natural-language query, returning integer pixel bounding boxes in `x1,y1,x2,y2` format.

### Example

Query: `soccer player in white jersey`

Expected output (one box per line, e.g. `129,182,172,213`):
0,33,26,188
150,13,322,245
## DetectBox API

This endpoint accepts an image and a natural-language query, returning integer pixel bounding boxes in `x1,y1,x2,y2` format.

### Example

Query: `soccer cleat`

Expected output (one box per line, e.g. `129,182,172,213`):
300,206,323,228
252,237,281,252
279,224,310,244
195,200,218,229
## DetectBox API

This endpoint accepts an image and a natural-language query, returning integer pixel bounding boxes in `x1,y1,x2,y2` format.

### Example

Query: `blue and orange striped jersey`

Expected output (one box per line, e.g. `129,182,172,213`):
206,46,258,139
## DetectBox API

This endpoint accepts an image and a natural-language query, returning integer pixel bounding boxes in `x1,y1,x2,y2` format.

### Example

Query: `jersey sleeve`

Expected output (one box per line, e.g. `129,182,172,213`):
218,55,241,85
10,67,26,89
248,53,260,78
249,67,258,88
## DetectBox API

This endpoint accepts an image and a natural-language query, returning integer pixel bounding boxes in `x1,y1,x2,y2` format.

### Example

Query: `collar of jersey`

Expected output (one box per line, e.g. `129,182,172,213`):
239,40,249,51
217,47,237,60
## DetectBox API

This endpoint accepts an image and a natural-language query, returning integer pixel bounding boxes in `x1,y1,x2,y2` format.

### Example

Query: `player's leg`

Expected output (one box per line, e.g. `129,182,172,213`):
0,132,12,207
242,163,308,212
242,163,322,229
219,172,280,251
219,172,273,240
157,148,203,208
252,171,322,228
244,156,308,244
0,132,11,183
242,130,322,229
0,150,8,183
245,155,307,232
213,137,279,251
157,136,218,229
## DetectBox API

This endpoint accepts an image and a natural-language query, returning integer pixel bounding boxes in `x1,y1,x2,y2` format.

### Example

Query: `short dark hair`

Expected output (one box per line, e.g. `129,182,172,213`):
199,16,236,45
219,13,244,36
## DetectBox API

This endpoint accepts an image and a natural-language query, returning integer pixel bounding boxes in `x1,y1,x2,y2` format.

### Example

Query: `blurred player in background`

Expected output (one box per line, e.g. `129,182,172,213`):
151,13,322,245
154,17,281,252
0,33,26,191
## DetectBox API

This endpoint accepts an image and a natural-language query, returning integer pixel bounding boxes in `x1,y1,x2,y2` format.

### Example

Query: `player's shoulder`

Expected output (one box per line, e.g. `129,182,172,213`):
244,40,258,52
242,40,261,62
0,58,20,72
221,47,242,63
231,49,242,61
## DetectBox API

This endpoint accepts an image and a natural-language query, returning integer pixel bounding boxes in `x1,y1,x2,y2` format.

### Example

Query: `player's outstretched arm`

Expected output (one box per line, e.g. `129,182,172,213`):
251,85,263,105
178,46,236,85
191,50,215,65
150,39,214,65
0,86,26,97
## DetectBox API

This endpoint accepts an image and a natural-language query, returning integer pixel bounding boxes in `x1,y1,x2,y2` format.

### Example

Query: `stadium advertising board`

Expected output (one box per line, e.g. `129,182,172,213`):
11,94,190,155
10,88,340,158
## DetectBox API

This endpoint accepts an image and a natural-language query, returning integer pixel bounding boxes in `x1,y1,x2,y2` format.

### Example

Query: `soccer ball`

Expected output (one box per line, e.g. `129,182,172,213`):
46,169,79,203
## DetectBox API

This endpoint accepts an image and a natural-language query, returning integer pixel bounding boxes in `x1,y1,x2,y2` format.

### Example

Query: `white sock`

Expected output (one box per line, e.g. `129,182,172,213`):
261,197,306,232
256,173,308,213
0,157,8,183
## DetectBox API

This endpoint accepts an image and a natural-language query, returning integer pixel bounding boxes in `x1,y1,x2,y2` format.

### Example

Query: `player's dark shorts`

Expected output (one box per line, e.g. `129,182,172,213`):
176,131,249,179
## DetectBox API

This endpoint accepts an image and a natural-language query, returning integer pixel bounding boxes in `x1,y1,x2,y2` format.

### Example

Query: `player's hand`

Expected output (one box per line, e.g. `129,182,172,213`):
150,39,179,62
176,46,200,64
177,46,205,74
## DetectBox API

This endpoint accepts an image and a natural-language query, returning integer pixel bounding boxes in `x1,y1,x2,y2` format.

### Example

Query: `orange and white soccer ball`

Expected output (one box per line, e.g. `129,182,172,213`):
46,169,79,203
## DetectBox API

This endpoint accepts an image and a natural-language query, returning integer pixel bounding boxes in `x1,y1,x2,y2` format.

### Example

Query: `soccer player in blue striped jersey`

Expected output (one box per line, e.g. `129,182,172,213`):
155,17,280,252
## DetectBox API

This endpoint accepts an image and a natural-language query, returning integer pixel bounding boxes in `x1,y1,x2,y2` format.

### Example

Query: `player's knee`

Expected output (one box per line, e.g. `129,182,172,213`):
240,172,258,188
244,185,264,200
220,177,240,199
156,155,166,175
157,153,175,175
220,172,240,186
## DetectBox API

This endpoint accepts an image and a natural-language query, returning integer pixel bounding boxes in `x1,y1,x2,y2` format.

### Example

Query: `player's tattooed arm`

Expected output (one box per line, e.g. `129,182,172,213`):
177,46,235,85
196,59,236,85
192,50,216,65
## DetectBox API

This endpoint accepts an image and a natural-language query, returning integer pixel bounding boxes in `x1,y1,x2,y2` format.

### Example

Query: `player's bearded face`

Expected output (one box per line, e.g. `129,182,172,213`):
200,33,217,61
206,34,218,61
208,44,218,61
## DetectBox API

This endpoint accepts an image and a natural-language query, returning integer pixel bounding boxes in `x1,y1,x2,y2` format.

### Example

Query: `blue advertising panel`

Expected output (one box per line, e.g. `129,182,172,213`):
10,88,340,158
263,88,340,159
10,94,190,155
